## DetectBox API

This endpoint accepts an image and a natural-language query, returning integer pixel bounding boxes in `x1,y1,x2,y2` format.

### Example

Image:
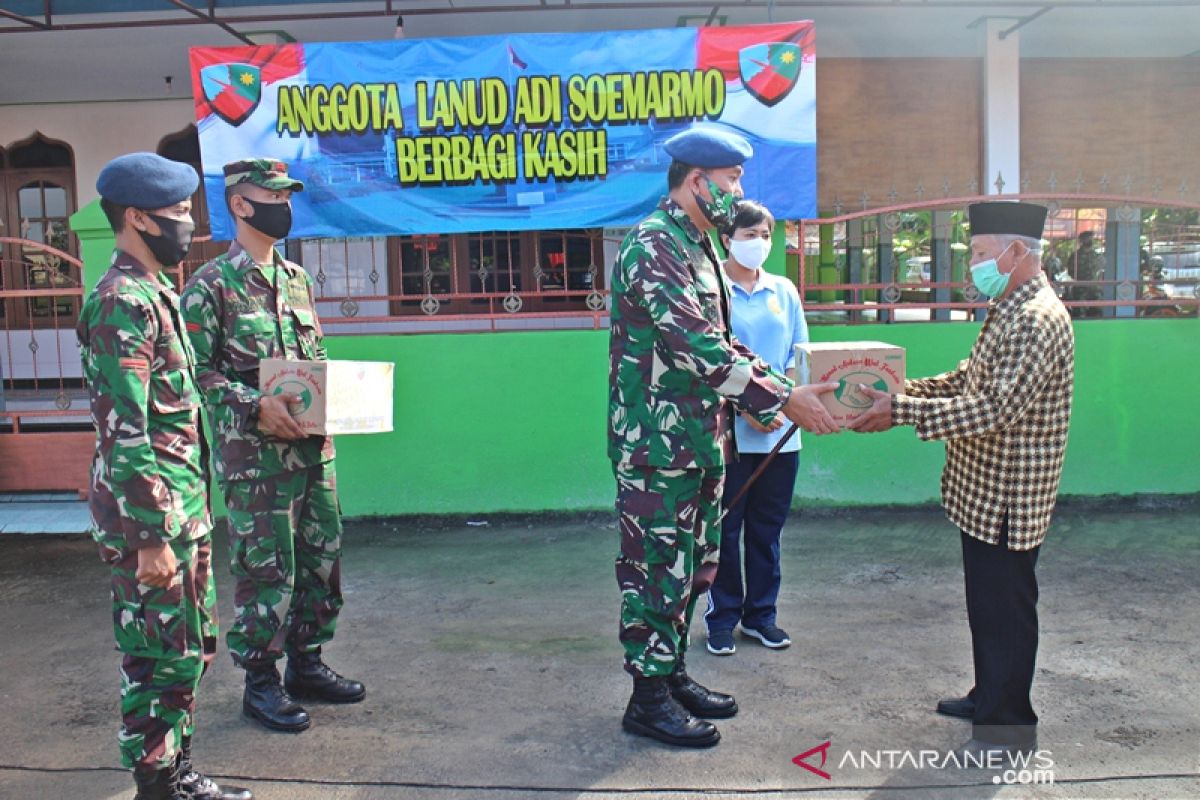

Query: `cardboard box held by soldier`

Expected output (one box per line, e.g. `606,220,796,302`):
260,359,394,435
795,342,905,427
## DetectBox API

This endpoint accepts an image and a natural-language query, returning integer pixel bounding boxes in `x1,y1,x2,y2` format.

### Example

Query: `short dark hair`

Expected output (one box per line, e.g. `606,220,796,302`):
667,160,700,191
225,182,253,214
99,198,128,234
722,199,775,240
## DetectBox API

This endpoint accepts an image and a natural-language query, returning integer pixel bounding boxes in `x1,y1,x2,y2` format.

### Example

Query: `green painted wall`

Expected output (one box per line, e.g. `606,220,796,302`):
325,332,611,516
69,212,1199,516
799,320,1200,504
69,199,114,294
327,318,1199,516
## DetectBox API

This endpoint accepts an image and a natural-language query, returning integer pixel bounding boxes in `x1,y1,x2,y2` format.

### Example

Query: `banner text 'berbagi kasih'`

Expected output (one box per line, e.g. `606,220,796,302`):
274,70,725,185
190,23,816,238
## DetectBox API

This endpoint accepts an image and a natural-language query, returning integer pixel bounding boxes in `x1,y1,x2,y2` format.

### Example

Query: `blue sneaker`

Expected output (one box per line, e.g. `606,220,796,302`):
706,630,736,655
742,624,791,649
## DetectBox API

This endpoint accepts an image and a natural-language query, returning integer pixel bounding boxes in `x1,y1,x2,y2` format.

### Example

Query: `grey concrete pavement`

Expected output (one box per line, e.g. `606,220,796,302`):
0,503,1197,800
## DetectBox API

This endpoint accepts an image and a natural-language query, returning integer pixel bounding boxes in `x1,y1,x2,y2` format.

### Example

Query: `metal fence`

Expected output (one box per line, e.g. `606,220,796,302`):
0,236,86,419
794,193,1199,324
169,193,1200,333
4,192,1196,413
173,228,615,334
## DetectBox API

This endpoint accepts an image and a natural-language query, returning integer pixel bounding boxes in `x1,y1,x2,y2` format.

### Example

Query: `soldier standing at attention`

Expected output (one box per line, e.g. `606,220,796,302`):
608,128,839,748
79,152,252,800
181,159,364,734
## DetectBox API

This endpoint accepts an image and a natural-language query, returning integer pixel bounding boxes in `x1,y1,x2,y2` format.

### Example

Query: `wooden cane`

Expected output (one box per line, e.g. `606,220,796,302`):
716,422,800,525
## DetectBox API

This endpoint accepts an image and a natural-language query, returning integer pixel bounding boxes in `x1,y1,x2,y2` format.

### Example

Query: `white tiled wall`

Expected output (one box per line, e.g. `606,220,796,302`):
0,329,83,381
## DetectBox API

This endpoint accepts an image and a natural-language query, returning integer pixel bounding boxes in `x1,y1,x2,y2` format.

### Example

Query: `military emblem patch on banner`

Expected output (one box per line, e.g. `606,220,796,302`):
201,63,262,126
738,42,802,107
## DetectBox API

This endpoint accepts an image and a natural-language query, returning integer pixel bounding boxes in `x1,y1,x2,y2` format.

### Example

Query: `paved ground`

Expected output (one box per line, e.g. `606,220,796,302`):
0,502,1197,800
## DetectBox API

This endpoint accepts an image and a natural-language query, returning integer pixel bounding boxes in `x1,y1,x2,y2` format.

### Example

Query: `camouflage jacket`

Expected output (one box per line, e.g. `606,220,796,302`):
77,250,210,551
608,198,793,469
181,242,333,483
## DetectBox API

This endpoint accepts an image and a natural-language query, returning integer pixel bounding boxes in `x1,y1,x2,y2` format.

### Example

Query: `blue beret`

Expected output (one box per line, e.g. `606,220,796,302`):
96,152,199,209
664,127,753,168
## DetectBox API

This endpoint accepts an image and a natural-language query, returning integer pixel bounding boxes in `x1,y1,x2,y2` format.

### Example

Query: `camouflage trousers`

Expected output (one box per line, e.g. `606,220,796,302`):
225,461,344,669
102,536,217,770
614,462,724,677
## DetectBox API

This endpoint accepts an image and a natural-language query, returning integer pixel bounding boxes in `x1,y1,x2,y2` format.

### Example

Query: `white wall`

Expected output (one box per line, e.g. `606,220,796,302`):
0,99,196,206
982,20,1021,195
0,329,82,383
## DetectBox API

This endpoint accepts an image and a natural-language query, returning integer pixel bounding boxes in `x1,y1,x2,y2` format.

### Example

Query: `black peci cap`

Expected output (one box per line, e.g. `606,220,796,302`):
968,201,1048,239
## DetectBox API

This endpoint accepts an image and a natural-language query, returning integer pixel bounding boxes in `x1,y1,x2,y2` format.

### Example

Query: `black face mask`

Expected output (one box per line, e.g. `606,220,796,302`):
240,198,293,241
137,213,195,267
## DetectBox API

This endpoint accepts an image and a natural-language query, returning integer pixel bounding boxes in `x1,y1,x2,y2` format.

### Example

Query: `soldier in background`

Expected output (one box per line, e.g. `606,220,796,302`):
1066,229,1104,317
181,159,364,735
608,128,838,748
79,152,251,800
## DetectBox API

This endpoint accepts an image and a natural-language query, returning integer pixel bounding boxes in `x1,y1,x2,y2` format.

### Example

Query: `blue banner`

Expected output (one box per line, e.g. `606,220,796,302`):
190,22,816,239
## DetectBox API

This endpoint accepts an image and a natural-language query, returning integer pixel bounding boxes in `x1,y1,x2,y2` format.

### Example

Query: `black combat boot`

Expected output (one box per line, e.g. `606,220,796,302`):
621,675,721,748
176,736,254,800
243,665,311,733
132,761,184,800
284,648,366,703
668,658,738,719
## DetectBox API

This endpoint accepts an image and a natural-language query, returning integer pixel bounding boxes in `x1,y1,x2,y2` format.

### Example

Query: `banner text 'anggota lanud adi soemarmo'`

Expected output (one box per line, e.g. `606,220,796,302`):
189,22,816,238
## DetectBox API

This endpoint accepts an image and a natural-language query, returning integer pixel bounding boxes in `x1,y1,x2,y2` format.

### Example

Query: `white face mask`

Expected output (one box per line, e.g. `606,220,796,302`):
729,237,772,270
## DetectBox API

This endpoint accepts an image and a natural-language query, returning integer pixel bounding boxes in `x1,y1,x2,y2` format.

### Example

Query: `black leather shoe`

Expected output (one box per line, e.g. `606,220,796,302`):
622,676,721,748
243,666,311,733
668,663,738,719
284,648,366,704
133,763,184,800
955,738,1037,768
177,736,254,800
936,694,976,720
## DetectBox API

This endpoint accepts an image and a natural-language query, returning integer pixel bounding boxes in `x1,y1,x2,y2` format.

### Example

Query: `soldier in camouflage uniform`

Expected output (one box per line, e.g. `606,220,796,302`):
181,158,364,735
1066,229,1104,317
609,128,839,748
79,152,252,800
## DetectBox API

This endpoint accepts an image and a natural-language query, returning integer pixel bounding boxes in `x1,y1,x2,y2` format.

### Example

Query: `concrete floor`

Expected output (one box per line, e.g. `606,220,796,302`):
0,503,1197,800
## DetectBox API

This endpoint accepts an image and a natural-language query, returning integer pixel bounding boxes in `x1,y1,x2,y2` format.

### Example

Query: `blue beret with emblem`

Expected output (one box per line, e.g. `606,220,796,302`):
96,152,199,209
664,127,754,168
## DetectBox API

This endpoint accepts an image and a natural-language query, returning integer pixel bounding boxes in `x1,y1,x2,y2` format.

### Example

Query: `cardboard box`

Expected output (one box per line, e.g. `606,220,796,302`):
260,359,394,435
794,342,906,426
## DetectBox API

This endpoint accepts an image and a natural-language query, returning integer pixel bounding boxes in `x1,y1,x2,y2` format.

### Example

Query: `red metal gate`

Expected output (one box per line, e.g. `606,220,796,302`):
0,236,92,494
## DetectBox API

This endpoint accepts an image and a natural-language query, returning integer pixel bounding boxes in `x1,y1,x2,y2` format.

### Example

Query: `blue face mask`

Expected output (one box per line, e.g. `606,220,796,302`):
970,242,1015,298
